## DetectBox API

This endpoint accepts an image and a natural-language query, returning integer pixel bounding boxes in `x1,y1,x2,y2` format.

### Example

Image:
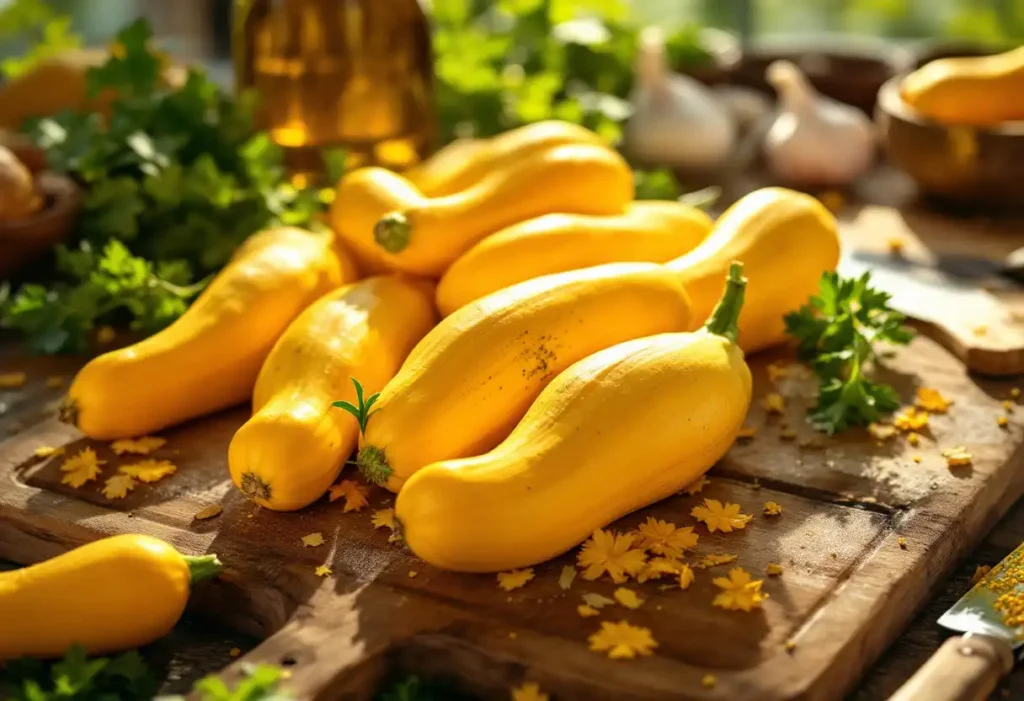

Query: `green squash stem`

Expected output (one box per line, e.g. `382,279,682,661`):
185,554,223,584
703,261,747,344
374,212,412,253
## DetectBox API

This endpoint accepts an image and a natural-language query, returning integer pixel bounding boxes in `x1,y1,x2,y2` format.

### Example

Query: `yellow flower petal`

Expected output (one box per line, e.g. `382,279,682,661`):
301,532,325,547
194,504,223,520
0,372,27,388
102,474,137,499
613,587,644,609
588,621,657,659
497,568,534,591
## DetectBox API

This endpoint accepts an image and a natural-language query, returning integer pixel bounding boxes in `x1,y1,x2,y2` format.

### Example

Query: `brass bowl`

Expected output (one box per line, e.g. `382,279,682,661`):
875,75,1024,208
0,172,81,277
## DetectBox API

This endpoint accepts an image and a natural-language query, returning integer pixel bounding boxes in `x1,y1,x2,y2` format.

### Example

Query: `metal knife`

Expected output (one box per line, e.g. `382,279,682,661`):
889,544,1024,701
849,248,1024,290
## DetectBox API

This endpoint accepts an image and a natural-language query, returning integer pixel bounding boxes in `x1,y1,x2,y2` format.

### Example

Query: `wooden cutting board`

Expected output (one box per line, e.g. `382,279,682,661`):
2,323,1024,701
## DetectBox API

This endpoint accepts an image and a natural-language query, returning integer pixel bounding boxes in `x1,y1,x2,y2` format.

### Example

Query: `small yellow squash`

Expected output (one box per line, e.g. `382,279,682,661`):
666,186,839,353
436,201,713,316
397,265,752,572
900,47,1024,126
358,263,692,491
0,534,221,659
63,227,356,440
228,276,436,511
404,120,605,196
331,142,633,277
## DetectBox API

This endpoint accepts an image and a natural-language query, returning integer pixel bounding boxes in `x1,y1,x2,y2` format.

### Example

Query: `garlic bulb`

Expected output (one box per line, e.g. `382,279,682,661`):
624,27,736,170
763,60,875,187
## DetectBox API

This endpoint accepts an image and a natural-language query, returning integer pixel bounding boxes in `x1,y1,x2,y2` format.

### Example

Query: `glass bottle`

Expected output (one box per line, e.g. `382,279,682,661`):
233,0,435,182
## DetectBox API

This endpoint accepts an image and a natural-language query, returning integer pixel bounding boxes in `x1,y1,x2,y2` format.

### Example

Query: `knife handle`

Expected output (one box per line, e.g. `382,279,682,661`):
889,634,1014,701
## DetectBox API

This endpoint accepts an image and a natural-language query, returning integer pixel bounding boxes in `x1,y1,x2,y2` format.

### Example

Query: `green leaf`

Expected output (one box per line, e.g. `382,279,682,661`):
633,168,679,200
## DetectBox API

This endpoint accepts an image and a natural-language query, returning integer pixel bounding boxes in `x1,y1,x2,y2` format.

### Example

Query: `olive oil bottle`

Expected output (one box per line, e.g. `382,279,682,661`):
233,0,435,182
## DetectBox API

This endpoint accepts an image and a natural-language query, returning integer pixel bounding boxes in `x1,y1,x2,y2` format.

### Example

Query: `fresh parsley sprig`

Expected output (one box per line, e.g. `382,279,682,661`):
332,378,380,435
784,271,914,434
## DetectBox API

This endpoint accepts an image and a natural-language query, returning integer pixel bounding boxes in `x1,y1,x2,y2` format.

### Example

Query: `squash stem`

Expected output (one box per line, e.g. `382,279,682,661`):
374,212,412,253
185,554,223,584
703,261,746,343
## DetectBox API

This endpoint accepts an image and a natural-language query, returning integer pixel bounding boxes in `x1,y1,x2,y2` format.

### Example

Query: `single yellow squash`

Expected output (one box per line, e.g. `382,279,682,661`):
666,186,839,353
330,142,633,278
63,227,356,440
435,200,713,316
397,264,752,572
404,120,605,196
0,534,221,659
357,263,692,491
228,276,436,511
900,46,1024,126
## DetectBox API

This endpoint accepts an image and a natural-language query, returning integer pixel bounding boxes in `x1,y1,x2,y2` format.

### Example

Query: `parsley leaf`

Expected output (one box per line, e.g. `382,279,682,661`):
2,18,330,354
0,644,158,701
784,271,914,434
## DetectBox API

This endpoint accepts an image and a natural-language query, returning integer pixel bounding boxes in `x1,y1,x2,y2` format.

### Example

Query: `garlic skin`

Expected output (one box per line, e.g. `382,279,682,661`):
624,27,736,170
763,60,875,187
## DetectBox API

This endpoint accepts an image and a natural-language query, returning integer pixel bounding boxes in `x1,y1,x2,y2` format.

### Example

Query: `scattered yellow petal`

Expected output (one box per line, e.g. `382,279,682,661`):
868,423,896,440
119,459,176,483
577,529,647,583
819,190,845,213
763,501,783,517
634,517,698,558
998,416,1009,428
60,448,105,488
511,682,549,701
498,569,535,591
102,474,137,499
1003,400,1014,412
898,537,907,549
637,557,685,583
613,587,644,609
696,553,738,569
194,504,223,520
96,326,116,344
766,563,784,576
784,640,796,653
34,445,64,458
916,388,952,413
229,648,241,658
907,432,920,447
577,604,600,617
972,565,991,583
691,498,752,533
779,427,797,440
45,375,65,388
678,563,695,590
712,567,767,612
737,426,757,439
701,674,718,689
762,392,785,414
1013,388,1021,399
767,363,789,382
681,475,709,495
111,436,166,455
328,479,369,512
582,593,616,609
408,570,418,578
886,237,904,255
371,508,396,530
588,621,657,659
912,455,922,463
0,372,27,388
315,565,333,577
301,532,324,547
558,565,576,590
973,325,988,337
894,407,928,432
942,446,973,468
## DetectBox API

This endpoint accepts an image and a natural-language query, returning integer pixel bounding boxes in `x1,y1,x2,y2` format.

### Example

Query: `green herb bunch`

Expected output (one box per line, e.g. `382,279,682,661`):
1,19,333,354
785,271,914,434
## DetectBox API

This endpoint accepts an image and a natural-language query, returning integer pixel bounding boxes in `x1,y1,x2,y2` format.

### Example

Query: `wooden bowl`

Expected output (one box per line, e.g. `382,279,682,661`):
875,75,1024,208
0,172,81,277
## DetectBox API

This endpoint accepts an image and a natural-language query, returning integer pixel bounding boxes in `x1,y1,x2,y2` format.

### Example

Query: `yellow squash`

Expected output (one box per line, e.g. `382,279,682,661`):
666,187,839,353
330,142,633,277
229,276,436,511
436,201,713,316
0,534,221,659
357,263,692,491
63,227,356,440
404,121,605,196
397,265,752,572
900,47,1024,126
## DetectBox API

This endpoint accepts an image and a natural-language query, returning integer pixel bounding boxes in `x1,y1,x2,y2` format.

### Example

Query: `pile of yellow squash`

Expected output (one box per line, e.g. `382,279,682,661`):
61,120,840,574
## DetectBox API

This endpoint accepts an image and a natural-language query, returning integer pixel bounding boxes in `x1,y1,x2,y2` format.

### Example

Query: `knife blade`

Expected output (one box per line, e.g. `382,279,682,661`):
889,543,1024,701
849,249,1024,290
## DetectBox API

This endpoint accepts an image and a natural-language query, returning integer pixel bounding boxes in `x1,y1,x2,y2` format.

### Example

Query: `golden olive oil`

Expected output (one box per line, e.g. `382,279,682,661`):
233,0,435,181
